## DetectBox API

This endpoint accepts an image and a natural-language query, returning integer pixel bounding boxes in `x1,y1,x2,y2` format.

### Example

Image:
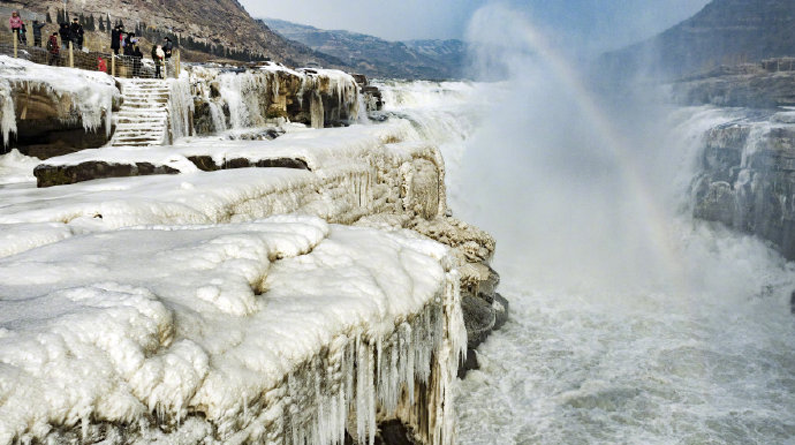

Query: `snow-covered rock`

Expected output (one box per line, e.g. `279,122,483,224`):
0,56,121,157
0,216,465,445
0,72,502,445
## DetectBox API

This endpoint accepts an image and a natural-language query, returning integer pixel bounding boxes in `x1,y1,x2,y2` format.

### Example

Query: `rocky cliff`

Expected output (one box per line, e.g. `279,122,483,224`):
0,1,347,67
600,0,795,79
692,108,795,260
672,60,795,108
263,18,467,80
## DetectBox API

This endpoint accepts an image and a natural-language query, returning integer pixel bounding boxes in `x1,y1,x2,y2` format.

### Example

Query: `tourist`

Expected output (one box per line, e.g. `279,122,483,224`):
70,18,83,50
46,32,60,66
132,45,143,78
58,23,70,49
32,20,45,47
111,25,121,55
123,33,134,56
163,37,173,59
9,11,22,43
97,56,107,73
151,45,165,78
19,22,27,46
123,32,138,56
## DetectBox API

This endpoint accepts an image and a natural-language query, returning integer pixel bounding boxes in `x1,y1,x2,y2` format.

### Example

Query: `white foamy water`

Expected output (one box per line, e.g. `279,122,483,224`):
377,27,795,444
455,220,795,445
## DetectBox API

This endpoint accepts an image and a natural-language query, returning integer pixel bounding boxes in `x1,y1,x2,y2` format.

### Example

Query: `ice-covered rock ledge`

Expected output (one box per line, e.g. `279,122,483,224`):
0,216,465,445
1,57,377,161
0,56,122,159
0,115,505,444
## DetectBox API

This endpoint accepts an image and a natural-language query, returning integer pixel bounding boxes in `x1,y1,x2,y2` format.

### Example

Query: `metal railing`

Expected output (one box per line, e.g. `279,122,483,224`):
0,30,180,79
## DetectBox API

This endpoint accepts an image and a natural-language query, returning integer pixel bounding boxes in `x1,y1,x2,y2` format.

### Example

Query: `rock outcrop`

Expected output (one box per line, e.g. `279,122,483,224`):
692,109,795,259
189,65,361,133
0,58,122,158
672,62,795,108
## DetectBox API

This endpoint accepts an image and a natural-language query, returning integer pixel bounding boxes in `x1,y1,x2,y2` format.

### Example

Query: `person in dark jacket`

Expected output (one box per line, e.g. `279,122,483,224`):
70,18,83,50
132,45,143,78
123,33,134,56
19,22,27,45
46,32,59,65
163,37,173,59
58,23,70,49
32,20,45,47
111,25,121,55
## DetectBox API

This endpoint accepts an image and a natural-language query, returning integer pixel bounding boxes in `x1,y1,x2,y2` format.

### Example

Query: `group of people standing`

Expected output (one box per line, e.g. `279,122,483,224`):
110,25,174,78
9,11,85,66
49,19,83,66
9,11,177,78
9,11,48,48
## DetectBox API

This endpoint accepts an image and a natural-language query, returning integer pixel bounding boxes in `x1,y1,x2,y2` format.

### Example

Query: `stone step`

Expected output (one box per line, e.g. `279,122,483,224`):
114,127,167,133
115,112,168,117
125,88,170,93
112,80,172,147
120,103,169,109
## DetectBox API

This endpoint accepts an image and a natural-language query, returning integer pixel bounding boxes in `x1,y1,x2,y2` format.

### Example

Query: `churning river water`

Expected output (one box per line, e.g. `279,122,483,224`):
377,76,795,445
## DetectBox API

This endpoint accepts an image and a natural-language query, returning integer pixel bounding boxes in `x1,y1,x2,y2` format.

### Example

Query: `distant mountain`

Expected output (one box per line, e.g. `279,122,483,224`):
1,0,349,67
263,18,468,80
601,0,795,79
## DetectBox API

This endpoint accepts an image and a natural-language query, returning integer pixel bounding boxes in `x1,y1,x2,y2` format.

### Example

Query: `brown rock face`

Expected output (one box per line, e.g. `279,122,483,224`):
34,161,180,187
3,0,349,68
4,80,121,159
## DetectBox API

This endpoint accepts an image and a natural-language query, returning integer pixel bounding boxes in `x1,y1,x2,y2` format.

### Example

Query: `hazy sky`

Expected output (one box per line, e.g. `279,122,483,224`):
240,0,711,51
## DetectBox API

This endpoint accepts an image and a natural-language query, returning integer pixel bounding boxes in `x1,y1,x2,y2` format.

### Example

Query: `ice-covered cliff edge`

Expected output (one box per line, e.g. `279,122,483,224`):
0,72,502,444
687,107,795,260
0,216,465,445
0,56,374,160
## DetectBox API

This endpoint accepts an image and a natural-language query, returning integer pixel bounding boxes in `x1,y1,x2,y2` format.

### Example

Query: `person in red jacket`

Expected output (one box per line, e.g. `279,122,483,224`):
46,32,60,66
97,56,107,73
9,11,23,43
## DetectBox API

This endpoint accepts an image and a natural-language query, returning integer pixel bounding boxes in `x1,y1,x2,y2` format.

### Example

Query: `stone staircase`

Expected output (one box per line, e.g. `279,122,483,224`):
111,79,171,147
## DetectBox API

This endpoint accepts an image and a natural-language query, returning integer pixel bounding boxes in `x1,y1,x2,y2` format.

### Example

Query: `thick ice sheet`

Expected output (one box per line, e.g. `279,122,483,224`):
0,216,449,444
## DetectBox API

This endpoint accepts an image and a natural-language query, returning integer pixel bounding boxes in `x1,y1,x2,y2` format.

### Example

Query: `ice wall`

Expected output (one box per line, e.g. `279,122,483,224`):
189,64,360,134
0,216,465,445
167,76,195,142
688,107,795,259
0,56,120,150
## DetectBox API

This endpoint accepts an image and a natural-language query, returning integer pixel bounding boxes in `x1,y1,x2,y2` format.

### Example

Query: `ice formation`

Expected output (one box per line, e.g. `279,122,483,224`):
0,110,480,445
0,79,17,147
0,56,119,144
168,76,195,142
189,64,360,133
0,62,491,445
0,216,465,445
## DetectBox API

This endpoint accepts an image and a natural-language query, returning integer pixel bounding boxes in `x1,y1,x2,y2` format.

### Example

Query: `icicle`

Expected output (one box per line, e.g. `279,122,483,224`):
0,80,17,147
167,78,194,140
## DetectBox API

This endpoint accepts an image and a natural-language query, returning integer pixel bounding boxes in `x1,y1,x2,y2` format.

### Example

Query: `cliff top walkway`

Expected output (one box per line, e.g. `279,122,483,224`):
0,24,180,79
